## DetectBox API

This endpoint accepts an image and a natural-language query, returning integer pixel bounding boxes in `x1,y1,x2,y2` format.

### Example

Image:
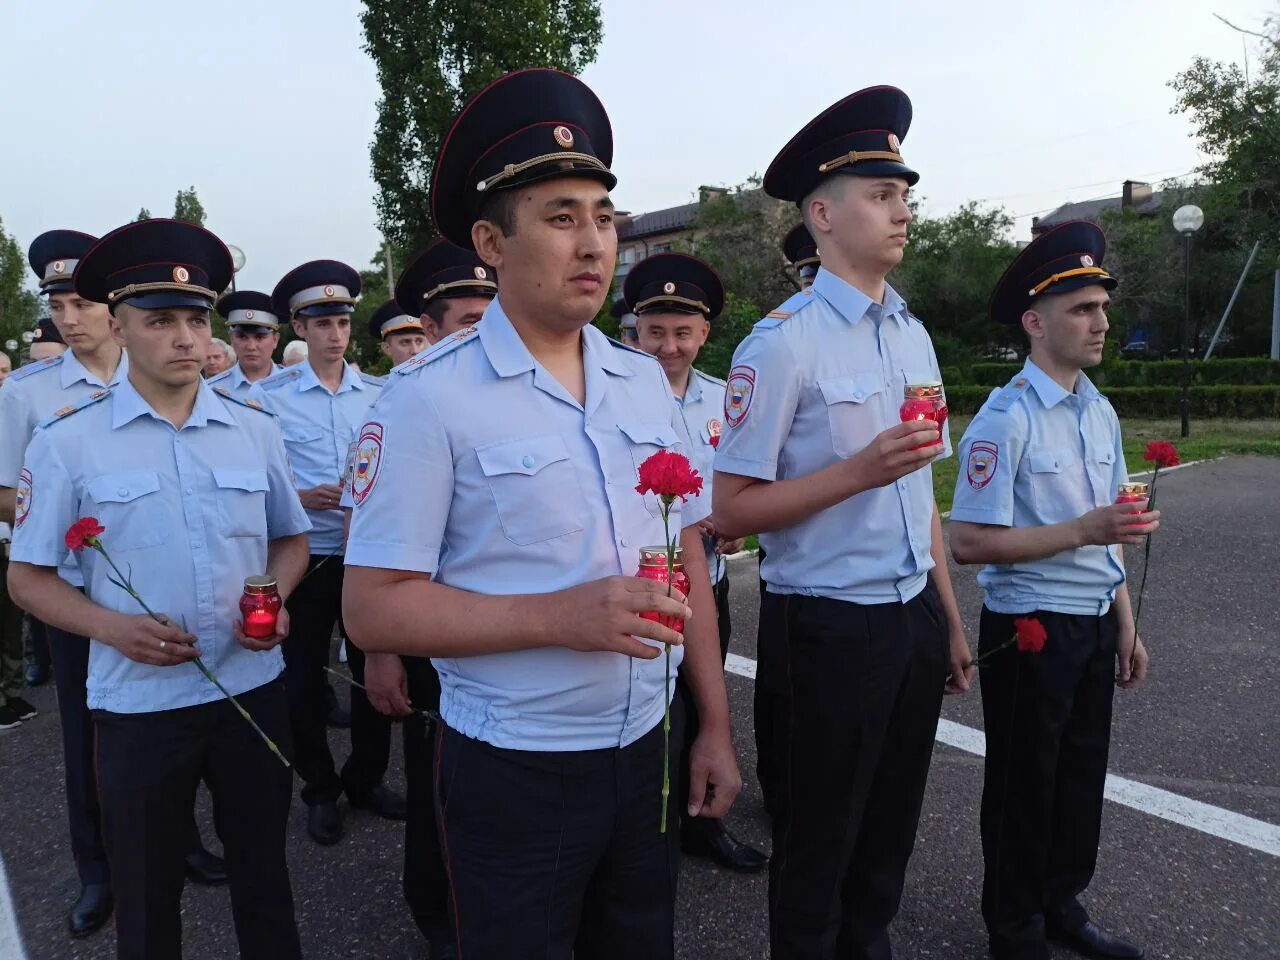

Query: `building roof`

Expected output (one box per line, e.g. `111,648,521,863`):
618,201,700,241
1034,190,1165,232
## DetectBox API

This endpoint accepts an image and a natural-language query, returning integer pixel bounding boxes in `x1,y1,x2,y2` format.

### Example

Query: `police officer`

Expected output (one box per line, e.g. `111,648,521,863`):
209,291,282,395
357,238,496,954
713,86,974,959
368,301,428,367
611,295,640,345
783,222,821,290
0,229,122,935
624,252,766,873
949,222,1153,960
343,68,741,959
28,316,69,363
250,261,402,846
9,218,309,960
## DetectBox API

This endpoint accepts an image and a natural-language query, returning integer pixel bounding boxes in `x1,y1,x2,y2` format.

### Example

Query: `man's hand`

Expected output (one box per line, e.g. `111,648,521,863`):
1076,502,1160,548
716,536,746,556
299,483,344,511
686,727,742,820
365,652,414,717
233,607,291,652
102,613,201,666
694,518,716,542
555,577,691,659
945,626,974,695
1117,629,1149,689
848,421,941,490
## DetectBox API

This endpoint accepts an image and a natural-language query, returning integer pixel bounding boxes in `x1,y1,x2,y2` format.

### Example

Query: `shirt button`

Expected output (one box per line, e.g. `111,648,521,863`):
117,487,128,497
522,455,535,469
620,537,630,548
185,488,194,495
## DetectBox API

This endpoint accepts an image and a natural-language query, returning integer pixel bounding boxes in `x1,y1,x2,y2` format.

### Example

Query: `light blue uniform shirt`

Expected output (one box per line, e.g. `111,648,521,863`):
673,368,728,585
950,359,1128,616
249,361,381,555
0,349,131,587
206,362,281,398
11,377,311,713
714,268,951,604
345,300,711,751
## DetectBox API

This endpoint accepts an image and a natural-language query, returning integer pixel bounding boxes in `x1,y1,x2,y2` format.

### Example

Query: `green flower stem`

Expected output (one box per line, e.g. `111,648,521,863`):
1129,463,1160,672
323,666,441,724
90,539,291,769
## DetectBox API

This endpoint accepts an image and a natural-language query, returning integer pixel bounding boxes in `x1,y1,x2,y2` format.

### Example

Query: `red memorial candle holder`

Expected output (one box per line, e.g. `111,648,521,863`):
637,545,690,633
240,575,282,639
900,381,948,449
1115,481,1149,525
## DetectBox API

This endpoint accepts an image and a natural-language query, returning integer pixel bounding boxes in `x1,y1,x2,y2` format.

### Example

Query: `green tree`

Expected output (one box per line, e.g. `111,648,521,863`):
361,0,604,250
134,208,152,221
172,187,206,226
0,218,41,354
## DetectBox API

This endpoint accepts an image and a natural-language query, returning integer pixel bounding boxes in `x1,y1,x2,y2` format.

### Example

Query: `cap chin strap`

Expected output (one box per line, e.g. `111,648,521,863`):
634,294,709,315
817,149,906,174
475,152,608,192
108,281,216,303
1027,266,1110,297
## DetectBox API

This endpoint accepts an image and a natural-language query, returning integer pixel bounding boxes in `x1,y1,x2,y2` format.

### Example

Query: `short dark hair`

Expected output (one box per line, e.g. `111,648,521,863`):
423,298,451,326
478,189,518,237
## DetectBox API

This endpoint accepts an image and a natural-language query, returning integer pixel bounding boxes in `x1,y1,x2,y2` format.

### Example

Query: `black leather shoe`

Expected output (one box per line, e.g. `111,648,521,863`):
307,801,343,845
68,883,113,938
24,662,49,687
184,847,228,886
1047,920,1143,959
680,821,769,872
348,783,407,820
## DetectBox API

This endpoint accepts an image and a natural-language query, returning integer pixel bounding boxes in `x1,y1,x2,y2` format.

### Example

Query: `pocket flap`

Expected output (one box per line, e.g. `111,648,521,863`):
618,421,680,448
818,374,881,406
1029,450,1065,474
1096,449,1116,466
476,434,572,478
212,467,270,493
88,471,162,504
283,426,322,443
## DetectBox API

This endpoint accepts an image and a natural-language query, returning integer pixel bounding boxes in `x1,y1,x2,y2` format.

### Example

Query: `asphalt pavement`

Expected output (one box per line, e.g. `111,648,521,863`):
2,456,1277,959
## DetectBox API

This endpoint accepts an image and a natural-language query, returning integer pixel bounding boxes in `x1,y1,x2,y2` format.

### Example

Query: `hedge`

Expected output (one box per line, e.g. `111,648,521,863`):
962,358,1280,388
945,385,1280,419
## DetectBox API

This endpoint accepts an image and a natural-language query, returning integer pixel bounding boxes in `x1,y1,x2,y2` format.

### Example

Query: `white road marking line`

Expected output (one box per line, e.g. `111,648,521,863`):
724,653,1280,858
0,854,28,960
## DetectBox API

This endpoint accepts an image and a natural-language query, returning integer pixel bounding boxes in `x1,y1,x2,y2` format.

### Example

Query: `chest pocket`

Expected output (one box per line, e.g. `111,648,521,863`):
282,425,323,445
476,434,585,546
818,374,883,458
1027,447,1088,521
212,467,270,539
85,471,166,551
619,420,683,518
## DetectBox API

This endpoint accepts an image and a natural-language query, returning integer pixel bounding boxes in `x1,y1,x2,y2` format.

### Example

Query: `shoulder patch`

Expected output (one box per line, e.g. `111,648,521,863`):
989,375,1031,412
213,385,275,415
755,288,816,330
37,388,111,428
359,372,386,387
724,365,756,427
8,355,63,383
257,366,302,391
395,325,480,375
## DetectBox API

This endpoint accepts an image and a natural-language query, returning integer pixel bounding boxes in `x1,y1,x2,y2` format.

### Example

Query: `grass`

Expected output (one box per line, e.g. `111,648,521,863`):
740,418,1279,547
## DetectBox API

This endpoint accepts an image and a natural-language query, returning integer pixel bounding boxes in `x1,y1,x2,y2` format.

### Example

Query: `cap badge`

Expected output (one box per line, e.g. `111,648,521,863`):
173,266,190,283
323,285,335,297
663,281,676,294
553,125,575,149
245,310,256,320
887,133,901,154
52,260,66,275
474,266,488,280
1080,254,1095,267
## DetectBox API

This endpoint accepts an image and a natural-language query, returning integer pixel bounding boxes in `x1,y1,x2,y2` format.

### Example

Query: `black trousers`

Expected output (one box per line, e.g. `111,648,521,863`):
758,583,948,960
678,573,732,835
402,655,450,946
435,701,684,959
94,680,300,960
26,613,51,669
44,620,110,886
282,556,390,805
755,546,784,816
979,607,1117,959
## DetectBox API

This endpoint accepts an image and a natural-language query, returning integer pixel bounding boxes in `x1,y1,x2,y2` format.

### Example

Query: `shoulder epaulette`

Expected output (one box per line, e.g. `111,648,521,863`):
205,368,234,386
989,374,1032,412
256,366,302,391
606,335,658,360
905,309,925,327
755,288,816,329
395,325,480,375
38,387,111,428
694,368,727,387
359,372,386,387
8,355,63,383
212,386,274,415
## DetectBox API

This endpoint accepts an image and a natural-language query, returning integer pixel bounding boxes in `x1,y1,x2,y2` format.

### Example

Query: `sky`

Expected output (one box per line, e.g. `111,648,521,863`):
0,0,1273,296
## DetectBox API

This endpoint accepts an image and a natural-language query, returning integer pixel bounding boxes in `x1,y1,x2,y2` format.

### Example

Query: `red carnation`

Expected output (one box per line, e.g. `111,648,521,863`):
1013,617,1047,654
1144,441,1180,469
64,517,105,552
635,450,704,504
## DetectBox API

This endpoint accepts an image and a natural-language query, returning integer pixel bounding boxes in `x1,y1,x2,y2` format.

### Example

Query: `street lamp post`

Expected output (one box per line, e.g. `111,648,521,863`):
227,244,247,293
1172,204,1204,439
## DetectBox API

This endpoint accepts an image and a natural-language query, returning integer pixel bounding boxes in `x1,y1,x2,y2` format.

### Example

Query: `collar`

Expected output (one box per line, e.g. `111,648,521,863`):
225,362,279,389
811,268,907,328
61,347,128,389
1022,359,1101,408
298,358,365,395
674,368,702,405
477,297,634,380
111,375,236,430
